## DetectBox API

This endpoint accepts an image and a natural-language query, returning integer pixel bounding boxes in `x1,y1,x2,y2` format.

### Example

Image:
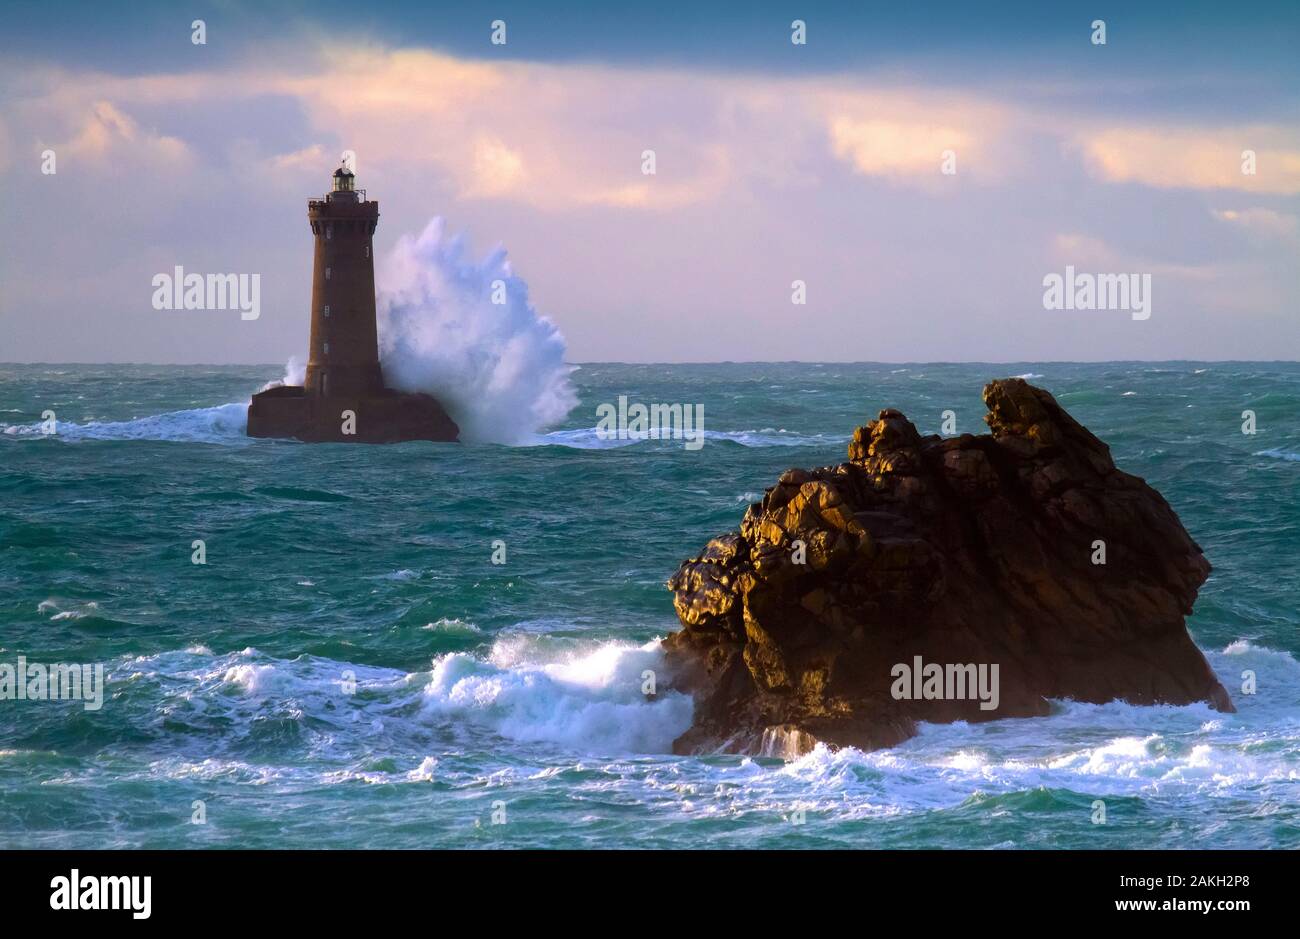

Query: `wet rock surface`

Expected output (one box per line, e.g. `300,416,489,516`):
663,379,1232,756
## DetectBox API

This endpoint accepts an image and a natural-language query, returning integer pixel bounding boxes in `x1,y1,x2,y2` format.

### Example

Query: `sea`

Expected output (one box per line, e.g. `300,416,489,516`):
1,361,1297,848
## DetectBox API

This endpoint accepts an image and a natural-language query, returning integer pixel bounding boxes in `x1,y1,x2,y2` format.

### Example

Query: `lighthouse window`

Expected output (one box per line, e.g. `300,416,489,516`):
325,267,331,280
364,245,369,258
323,342,330,355
326,225,333,240
324,305,330,317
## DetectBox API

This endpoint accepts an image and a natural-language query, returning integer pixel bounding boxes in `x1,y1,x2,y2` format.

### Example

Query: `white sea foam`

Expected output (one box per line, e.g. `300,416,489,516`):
421,618,482,635
421,636,693,753
110,638,691,763
89,636,1300,825
407,756,439,782
1,402,249,443
50,603,99,621
375,217,578,444
535,426,844,449
1,392,836,452
725,641,1300,818
37,599,100,620
257,356,306,392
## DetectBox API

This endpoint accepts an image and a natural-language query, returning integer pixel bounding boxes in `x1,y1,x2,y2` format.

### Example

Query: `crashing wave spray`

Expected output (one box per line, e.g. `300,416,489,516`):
258,356,306,393
374,218,577,444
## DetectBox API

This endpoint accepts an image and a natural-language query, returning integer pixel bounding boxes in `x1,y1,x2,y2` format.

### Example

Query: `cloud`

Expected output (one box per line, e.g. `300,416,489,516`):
1211,207,1298,239
1050,232,1119,268
1077,126,1300,194
1050,231,1224,282
242,49,1015,206
56,100,190,168
270,143,329,171
2,39,1296,363
830,117,969,178
8,44,1300,209
264,48,736,210
465,136,525,198
820,89,1014,187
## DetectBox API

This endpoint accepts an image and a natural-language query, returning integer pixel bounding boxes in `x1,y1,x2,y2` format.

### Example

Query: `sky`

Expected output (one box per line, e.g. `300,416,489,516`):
1,0,1297,363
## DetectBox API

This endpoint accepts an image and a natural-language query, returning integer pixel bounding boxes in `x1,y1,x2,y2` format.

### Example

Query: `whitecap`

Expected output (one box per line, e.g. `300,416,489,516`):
2,402,250,444
421,636,693,753
421,618,482,635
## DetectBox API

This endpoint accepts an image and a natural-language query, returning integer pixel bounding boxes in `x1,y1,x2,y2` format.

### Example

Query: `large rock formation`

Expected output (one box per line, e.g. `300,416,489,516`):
663,379,1232,757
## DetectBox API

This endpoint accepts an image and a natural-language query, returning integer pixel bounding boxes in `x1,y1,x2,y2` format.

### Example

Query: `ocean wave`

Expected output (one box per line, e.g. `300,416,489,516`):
1,402,250,444
36,634,1300,828
422,636,693,753
102,638,692,762
376,217,578,444
722,641,1300,818
48,601,100,621
421,617,482,636
3,405,851,451
531,427,641,449
534,426,845,449
1,408,841,450
1256,447,1300,463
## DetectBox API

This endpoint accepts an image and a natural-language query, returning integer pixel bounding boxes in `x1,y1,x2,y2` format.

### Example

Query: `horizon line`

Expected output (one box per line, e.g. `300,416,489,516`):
3,359,1300,368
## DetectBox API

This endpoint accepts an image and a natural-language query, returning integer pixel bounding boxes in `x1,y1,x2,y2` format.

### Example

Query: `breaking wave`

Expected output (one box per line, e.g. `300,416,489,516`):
1,402,249,443
103,636,691,763
422,636,692,752
90,637,1300,813
536,427,846,449
376,218,578,444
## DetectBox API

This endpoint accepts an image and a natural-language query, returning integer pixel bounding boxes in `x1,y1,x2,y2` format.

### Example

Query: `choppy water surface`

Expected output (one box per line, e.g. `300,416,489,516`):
1,362,1297,848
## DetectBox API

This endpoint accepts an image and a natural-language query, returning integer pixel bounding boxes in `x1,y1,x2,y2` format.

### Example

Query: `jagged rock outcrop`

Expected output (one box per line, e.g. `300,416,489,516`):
663,379,1232,757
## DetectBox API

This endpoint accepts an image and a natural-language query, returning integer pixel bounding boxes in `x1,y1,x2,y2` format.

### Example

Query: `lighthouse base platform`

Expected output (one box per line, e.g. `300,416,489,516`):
247,385,460,443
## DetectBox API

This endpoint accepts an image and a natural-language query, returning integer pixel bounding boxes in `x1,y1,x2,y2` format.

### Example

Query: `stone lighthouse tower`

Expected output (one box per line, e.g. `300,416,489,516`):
304,166,383,399
247,163,459,443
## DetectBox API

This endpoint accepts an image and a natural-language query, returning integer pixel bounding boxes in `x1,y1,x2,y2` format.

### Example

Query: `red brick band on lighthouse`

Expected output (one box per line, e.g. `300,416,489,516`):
247,165,459,443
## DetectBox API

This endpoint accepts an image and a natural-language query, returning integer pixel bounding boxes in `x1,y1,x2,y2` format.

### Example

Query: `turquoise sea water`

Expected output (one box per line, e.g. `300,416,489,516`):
1,361,1297,849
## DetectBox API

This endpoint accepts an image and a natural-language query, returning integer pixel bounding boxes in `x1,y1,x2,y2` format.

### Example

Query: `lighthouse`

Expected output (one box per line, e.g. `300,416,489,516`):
304,165,383,399
247,164,459,443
